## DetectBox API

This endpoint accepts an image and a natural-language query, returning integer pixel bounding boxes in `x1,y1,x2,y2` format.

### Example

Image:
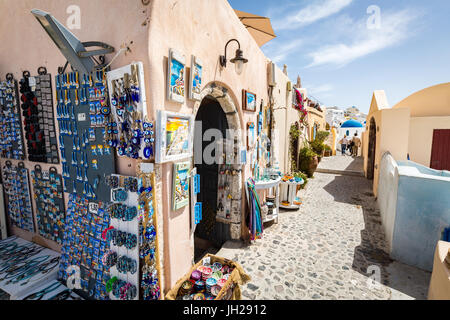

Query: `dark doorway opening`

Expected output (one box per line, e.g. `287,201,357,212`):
367,117,377,180
430,129,450,171
193,96,231,261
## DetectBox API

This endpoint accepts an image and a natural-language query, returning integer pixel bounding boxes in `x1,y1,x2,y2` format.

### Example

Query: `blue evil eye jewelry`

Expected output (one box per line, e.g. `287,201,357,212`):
142,120,155,159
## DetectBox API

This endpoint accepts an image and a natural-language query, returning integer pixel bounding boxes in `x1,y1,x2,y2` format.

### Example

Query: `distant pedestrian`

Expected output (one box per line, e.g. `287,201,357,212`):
339,135,349,155
352,133,361,156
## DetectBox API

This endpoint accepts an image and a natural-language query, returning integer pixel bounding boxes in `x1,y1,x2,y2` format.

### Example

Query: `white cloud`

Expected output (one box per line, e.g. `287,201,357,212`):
307,9,420,68
309,84,334,94
272,0,353,31
264,38,304,63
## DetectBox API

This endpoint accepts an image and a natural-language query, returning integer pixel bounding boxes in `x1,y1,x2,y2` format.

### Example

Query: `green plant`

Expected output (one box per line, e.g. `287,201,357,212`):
293,171,308,189
289,124,301,171
310,139,324,155
299,145,318,177
310,131,330,155
315,131,330,143
324,144,332,151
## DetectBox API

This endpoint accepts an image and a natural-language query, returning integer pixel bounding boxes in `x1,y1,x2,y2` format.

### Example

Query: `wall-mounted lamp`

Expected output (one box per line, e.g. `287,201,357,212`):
220,39,248,75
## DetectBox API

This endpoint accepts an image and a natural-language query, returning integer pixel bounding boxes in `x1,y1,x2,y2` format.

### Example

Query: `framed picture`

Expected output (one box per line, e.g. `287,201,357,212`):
167,48,186,103
189,55,203,101
247,122,256,150
173,161,190,211
155,110,195,163
242,89,257,112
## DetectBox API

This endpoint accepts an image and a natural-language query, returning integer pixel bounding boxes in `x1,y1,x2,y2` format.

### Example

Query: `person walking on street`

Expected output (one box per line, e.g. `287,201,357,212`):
352,133,361,157
340,135,349,155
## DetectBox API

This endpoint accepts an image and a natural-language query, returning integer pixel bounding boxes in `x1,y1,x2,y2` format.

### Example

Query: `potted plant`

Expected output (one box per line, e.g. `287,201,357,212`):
324,144,332,157
293,171,308,191
299,145,318,178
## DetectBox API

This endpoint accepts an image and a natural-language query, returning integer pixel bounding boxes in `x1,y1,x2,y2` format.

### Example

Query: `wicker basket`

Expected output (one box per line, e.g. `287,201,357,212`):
165,254,250,300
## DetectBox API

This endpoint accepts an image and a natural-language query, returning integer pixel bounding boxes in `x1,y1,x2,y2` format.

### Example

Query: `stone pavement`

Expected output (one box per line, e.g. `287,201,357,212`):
317,156,364,176
217,172,431,300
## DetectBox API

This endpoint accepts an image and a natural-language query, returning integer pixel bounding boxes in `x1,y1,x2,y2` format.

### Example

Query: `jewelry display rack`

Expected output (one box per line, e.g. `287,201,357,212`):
106,62,152,160
106,174,140,300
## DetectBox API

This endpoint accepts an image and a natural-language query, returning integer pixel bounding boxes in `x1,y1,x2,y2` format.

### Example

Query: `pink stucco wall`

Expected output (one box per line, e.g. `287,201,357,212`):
0,0,270,292
146,0,269,289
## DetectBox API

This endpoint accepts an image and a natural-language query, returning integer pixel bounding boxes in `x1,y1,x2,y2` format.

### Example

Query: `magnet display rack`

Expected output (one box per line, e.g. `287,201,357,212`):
0,74,25,160
31,165,66,244
20,69,59,164
1,161,34,232
56,70,116,202
59,195,111,300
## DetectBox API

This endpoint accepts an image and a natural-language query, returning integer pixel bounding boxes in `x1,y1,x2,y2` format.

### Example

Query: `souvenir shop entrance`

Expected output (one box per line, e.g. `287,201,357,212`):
194,96,231,258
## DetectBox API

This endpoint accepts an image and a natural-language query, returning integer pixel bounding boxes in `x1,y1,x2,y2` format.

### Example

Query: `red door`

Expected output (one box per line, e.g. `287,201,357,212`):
430,129,450,170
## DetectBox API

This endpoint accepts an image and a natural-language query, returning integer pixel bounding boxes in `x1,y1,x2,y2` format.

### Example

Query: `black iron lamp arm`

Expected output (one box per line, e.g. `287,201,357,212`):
220,39,241,67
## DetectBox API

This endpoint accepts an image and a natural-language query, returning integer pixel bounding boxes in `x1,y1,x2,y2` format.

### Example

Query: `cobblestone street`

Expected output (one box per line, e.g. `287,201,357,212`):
217,160,431,300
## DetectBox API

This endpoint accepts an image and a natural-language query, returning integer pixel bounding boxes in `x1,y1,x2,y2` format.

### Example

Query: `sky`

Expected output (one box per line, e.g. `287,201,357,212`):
228,0,450,114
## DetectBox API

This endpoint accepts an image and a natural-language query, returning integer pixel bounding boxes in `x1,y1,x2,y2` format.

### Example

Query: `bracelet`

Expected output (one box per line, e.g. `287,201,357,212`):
106,276,118,293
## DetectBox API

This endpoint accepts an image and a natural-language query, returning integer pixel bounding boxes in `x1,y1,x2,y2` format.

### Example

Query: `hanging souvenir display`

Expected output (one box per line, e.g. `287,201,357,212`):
167,49,186,103
104,174,140,300
0,73,25,160
217,164,232,220
246,178,263,240
20,68,59,163
189,55,203,101
31,165,66,244
105,62,153,160
172,162,190,211
217,164,242,222
155,110,194,163
59,195,111,300
136,168,162,300
1,161,34,232
56,70,116,202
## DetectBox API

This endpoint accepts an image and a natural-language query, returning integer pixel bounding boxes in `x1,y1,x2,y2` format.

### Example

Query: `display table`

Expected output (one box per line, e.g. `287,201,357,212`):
11,279,83,300
251,177,281,224
280,179,304,210
0,237,60,299
428,241,450,300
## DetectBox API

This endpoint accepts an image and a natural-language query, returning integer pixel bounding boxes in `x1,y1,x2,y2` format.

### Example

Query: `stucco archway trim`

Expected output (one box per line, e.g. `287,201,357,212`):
193,82,243,240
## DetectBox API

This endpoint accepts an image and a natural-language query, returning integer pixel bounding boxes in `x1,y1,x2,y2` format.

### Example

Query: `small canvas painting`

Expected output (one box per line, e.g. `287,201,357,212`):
166,116,190,156
189,56,203,101
173,162,190,210
243,90,257,112
167,49,186,103
170,59,185,97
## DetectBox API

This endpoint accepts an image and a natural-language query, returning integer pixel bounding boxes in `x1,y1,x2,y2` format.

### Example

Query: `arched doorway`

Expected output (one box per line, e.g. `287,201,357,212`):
192,83,243,259
367,117,377,180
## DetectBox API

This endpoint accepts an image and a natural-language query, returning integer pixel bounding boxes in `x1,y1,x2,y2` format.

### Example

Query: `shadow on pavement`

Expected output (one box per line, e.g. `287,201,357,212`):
322,174,429,299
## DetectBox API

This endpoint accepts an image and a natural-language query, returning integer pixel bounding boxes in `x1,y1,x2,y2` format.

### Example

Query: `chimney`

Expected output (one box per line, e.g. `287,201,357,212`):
296,75,302,89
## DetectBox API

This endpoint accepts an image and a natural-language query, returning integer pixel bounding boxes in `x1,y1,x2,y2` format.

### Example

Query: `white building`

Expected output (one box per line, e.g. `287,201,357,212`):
326,107,345,128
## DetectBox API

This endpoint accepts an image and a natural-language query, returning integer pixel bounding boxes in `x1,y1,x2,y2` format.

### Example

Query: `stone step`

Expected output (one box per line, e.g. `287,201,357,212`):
316,168,365,177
